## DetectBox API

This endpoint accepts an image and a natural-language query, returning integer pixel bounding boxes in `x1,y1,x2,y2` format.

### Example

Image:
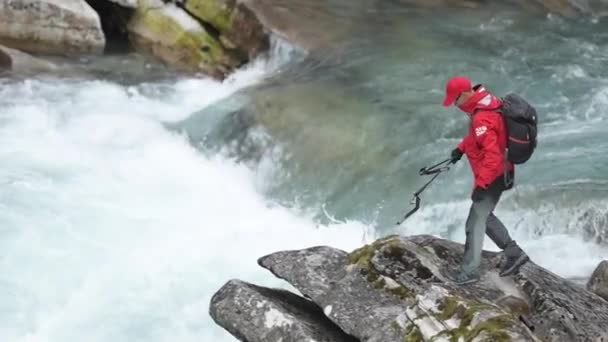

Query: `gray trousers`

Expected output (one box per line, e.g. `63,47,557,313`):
462,178,516,273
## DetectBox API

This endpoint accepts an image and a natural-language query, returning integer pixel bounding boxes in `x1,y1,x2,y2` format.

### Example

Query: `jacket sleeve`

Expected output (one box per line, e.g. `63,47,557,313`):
458,135,472,153
472,115,503,189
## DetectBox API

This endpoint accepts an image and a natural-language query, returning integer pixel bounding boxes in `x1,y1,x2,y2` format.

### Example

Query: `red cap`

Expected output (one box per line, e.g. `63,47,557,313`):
442,76,472,106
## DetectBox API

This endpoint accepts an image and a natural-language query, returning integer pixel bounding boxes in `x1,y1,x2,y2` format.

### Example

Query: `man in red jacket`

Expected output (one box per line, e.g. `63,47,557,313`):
442,76,529,285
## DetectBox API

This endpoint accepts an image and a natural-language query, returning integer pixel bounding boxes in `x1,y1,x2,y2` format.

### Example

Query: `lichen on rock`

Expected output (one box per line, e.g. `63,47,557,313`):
212,235,608,342
127,0,241,78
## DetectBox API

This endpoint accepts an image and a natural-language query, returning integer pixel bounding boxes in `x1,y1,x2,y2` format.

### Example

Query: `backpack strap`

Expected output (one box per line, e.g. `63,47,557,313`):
498,99,513,188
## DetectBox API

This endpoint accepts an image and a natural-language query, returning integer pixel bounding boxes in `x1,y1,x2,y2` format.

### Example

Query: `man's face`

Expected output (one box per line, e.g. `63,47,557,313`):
454,90,473,107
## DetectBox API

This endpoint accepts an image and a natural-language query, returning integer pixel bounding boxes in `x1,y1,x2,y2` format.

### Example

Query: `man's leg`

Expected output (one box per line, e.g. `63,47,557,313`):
485,212,529,276
462,193,499,274
486,213,513,249
486,213,523,257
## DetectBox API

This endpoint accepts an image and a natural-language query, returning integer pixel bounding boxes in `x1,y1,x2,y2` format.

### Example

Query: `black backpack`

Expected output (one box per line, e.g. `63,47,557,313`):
498,93,538,164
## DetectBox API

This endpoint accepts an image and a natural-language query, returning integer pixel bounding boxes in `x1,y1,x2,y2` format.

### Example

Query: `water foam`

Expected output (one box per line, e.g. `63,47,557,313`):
0,41,372,342
399,196,608,281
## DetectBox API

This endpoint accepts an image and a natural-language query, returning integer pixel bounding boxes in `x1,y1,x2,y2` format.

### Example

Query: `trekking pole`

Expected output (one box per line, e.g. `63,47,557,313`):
396,158,453,225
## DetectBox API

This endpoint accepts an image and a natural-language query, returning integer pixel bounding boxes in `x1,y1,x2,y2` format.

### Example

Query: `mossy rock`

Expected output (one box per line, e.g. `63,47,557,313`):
184,0,268,58
185,0,234,32
349,235,400,267
348,235,414,299
435,296,515,341
127,0,241,78
405,326,424,342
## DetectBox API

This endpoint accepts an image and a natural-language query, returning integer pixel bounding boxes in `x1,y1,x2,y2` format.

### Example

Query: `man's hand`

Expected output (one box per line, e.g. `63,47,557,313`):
451,148,464,163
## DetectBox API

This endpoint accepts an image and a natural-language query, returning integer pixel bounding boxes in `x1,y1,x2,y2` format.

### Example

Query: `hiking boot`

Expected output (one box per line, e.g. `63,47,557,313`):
444,268,480,285
499,253,529,276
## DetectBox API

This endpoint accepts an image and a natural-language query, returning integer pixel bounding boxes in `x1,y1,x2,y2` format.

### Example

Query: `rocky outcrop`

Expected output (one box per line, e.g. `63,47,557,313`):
587,260,608,301
210,235,608,341
183,0,268,59
0,45,57,73
127,0,268,79
241,0,360,51
0,0,105,56
127,0,238,78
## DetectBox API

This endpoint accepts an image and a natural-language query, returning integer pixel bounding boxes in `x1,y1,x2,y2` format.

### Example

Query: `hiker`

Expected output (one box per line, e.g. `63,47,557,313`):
442,76,530,285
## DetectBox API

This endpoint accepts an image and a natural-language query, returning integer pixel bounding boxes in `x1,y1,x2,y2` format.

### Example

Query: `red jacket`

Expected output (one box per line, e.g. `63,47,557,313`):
457,85,513,189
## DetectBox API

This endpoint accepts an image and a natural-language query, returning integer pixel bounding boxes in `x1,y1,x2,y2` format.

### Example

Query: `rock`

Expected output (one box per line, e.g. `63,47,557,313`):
251,235,608,341
183,0,269,59
579,207,608,244
209,279,358,342
0,0,105,56
127,0,244,79
587,260,608,301
258,238,534,341
106,0,138,8
0,45,57,73
241,0,359,51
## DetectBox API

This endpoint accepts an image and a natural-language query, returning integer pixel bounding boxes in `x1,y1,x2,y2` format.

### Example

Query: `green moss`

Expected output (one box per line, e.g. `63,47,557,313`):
434,296,514,341
373,276,386,289
348,235,400,266
185,0,235,33
436,296,460,321
349,242,377,268
405,326,423,342
467,315,512,341
129,0,240,76
387,283,413,299
391,320,402,332
444,315,512,341
348,236,414,299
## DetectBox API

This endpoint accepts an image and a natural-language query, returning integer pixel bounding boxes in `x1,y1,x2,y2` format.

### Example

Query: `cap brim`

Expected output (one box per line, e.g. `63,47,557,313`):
442,94,457,107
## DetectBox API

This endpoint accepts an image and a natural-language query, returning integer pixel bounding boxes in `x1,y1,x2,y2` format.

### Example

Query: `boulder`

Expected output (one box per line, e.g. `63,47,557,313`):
211,235,608,341
210,279,358,342
0,0,105,56
587,260,608,301
183,0,268,59
127,0,258,79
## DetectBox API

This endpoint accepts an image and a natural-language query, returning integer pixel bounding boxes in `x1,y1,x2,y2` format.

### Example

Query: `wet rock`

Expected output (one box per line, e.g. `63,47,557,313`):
259,237,535,341
127,0,240,79
127,0,268,79
587,260,608,301
183,0,269,59
579,207,608,244
0,45,57,73
0,0,105,56
209,279,358,342
211,235,608,341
